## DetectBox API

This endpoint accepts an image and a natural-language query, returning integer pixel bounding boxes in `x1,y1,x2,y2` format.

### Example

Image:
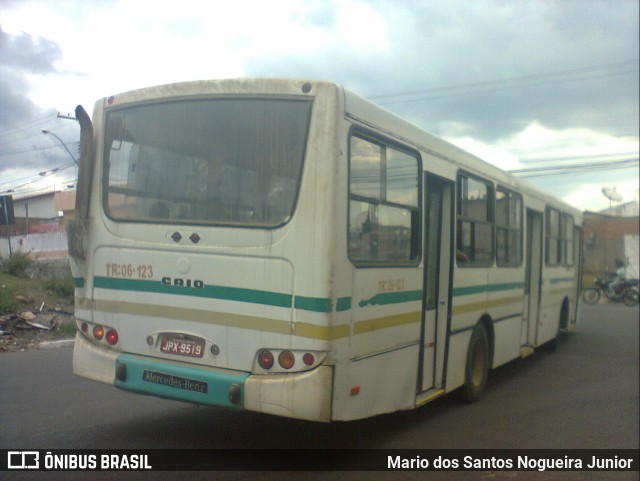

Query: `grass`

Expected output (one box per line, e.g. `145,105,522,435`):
50,319,78,339
0,272,74,313
44,276,75,299
1,252,33,277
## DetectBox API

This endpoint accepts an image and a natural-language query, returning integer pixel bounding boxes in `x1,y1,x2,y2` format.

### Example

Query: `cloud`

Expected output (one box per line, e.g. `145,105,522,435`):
0,27,73,175
244,0,639,144
0,0,637,210
0,27,62,74
0,68,39,127
446,121,639,210
0,26,64,128
562,179,640,213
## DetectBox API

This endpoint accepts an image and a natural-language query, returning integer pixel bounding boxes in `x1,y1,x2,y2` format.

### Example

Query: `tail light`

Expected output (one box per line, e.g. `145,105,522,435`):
278,350,295,369
106,329,119,345
80,321,119,349
303,353,315,366
258,350,274,369
255,349,325,373
93,325,104,341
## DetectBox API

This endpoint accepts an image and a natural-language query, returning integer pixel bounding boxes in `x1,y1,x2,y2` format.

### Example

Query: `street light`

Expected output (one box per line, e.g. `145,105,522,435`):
42,129,78,165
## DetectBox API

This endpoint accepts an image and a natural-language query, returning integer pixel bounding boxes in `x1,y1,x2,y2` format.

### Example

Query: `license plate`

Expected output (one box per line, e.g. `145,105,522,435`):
160,336,205,358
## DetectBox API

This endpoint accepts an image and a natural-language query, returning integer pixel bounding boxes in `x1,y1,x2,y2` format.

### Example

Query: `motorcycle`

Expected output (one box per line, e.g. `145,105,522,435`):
582,276,639,306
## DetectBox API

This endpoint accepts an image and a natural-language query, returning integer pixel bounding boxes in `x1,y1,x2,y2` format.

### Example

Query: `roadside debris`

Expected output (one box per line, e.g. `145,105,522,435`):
25,319,54,331
0,303,75,353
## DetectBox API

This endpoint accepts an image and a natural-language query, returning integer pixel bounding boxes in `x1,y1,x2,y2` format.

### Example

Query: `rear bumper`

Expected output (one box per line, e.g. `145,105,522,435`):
73,333,332,421
115,353,249,409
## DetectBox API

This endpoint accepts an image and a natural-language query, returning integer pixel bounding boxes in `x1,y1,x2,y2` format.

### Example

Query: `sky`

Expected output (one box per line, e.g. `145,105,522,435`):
0,0,638,212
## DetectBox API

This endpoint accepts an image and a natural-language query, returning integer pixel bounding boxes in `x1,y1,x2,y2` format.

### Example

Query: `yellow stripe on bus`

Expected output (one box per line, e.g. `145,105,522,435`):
451,295,525,316
93,299,422,340
93,299,351,341
354,311,421,334
94,299,291,334
293,322,350,340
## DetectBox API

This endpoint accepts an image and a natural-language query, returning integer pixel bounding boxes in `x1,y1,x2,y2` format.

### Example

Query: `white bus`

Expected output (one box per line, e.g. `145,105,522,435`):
69,79,582,422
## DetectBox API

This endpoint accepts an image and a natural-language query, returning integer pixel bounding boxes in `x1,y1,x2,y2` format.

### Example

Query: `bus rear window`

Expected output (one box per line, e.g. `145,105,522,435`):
103,98,312,227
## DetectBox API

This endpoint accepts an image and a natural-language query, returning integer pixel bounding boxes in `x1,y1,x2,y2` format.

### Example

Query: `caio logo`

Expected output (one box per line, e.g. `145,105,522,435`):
8,451,39,469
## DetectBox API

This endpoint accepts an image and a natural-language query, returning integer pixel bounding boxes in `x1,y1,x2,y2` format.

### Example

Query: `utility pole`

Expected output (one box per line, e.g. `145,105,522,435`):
1,195,13,257
56,112,77,121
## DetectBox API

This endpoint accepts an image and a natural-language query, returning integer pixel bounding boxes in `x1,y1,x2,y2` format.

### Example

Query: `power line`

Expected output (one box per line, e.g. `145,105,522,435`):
0,114,56,138
370,59,639,104
371,59,638,99
10,177,77,196
0,141,80,158
510,157,639,178
0,162,77,194
509,142,638,158
515,151,639,165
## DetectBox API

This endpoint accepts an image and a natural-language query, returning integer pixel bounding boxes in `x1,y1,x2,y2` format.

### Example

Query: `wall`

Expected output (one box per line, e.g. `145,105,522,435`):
625,235,639,279
583,213,640,279
0,230,68,260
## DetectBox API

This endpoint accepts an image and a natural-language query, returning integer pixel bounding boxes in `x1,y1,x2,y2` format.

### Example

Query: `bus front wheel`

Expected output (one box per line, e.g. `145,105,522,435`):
462,323,489,403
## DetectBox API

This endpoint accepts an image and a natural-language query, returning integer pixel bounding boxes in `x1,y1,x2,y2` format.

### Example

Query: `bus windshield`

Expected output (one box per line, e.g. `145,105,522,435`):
104,98,312,227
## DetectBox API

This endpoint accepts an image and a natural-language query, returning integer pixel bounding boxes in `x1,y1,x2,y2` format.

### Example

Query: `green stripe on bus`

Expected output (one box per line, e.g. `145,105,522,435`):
358,290,422,308
94,276,336,313
93,277,534,313
336,297,352,312
452,282,525,297
74,277,85,288
94,276,292,308
294,295,333,313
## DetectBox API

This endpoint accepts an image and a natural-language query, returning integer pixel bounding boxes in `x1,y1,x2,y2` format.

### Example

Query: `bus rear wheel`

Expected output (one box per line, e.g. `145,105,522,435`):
462,323,489,403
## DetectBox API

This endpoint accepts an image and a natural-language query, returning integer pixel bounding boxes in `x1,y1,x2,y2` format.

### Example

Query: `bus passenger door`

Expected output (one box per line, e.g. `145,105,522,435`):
419,175,453,393
523,209,543,346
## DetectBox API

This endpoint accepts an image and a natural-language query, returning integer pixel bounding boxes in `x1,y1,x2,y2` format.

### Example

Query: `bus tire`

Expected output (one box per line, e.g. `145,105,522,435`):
582,288,600,305
462,323,490,403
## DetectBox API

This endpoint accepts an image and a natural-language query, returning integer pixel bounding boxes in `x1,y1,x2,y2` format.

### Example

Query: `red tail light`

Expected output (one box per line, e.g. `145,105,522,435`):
106,329,119,345
258,350,274,369
303,353,315,366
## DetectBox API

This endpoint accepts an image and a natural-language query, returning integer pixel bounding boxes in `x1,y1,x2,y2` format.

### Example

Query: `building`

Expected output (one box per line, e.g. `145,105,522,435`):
583,203,640,280
0,190,75,260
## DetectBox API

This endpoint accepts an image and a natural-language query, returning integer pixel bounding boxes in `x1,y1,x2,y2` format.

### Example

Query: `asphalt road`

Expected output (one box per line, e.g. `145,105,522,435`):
1,302,638,480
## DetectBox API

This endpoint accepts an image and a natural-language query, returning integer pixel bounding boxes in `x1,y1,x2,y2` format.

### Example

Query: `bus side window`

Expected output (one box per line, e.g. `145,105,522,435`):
348,134,419,265
456,173,494,266
496,187,523,267
545,207,562,266
563,213,574,266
